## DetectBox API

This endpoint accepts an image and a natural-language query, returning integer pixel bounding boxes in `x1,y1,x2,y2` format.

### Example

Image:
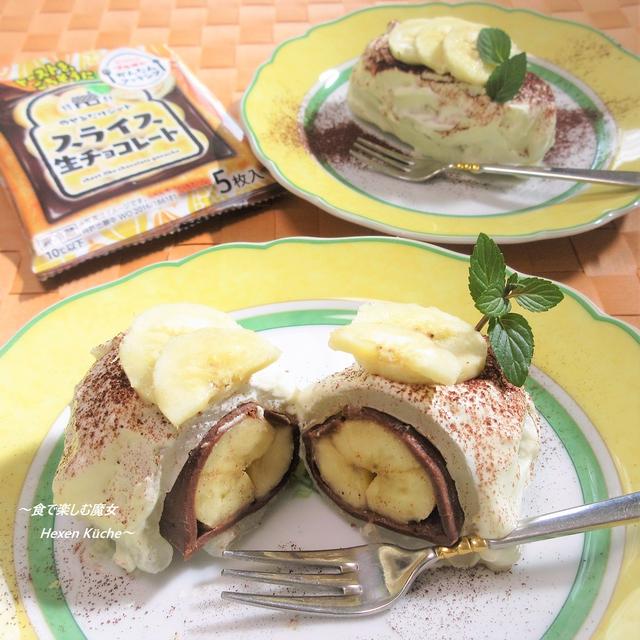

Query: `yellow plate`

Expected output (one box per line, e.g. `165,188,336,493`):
241,2,640,243
1,238,638,638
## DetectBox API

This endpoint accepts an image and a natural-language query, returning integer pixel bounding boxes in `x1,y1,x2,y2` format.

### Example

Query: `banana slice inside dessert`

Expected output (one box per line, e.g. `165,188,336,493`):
313,417,436,524
329,302,486,385
153,326,280,426
161,404,298,557
119,303,239,403
247,424,297,498
366,469,435,524
304,406,461,544
313,438,372,509
195,415,295,528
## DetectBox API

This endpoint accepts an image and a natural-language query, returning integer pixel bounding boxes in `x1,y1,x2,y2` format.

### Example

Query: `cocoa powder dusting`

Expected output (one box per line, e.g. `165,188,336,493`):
56,335,176,484
544,107,601,164
306,118,369,165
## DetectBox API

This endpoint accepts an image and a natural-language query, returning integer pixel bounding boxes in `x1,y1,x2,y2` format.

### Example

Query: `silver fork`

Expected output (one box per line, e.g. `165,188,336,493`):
350,137,640,187
221,491,640,616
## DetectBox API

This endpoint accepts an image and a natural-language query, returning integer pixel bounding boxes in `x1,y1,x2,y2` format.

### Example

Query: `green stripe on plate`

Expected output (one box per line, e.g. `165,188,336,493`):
28,437,84,639
525,378,609,639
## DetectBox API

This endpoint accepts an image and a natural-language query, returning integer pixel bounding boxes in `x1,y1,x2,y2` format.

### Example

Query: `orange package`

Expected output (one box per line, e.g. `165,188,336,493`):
0,46,281,279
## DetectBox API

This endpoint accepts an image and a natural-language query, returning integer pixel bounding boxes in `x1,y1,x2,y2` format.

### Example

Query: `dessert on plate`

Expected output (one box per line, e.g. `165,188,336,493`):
347,17,557,164
53,304,299,573
299,301,541,569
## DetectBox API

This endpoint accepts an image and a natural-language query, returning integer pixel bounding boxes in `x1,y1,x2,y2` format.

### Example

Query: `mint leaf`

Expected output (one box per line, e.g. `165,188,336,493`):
485,52,527,103
512,277,564,312
506,272,519,287
477,28,511,66
475,286,510,317
489,314,533,387
469,233,506,302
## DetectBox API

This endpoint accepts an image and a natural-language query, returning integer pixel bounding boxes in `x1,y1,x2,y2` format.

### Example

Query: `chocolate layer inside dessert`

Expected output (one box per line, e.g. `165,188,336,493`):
303,406,464,545
160,402,299,558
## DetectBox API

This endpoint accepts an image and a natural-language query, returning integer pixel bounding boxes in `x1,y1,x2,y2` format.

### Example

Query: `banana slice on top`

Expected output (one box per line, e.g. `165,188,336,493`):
119,303,239,403
414,17,476,74
388,18,433,65
153,327,280,427
442,24,495,85
387,17,504,87
329,301,486,385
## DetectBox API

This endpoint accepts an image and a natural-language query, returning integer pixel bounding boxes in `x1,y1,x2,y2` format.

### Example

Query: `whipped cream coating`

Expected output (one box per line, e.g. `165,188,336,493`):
53,336,297,573
298,364,541,569
347,30,556,165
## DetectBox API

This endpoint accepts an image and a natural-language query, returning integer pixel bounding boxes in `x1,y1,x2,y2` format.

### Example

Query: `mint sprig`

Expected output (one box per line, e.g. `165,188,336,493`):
468,231,505,300
469,233,564,386
477,28,527,103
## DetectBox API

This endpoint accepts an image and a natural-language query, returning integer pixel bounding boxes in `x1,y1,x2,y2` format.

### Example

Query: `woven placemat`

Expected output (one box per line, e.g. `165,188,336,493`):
0,0,638,343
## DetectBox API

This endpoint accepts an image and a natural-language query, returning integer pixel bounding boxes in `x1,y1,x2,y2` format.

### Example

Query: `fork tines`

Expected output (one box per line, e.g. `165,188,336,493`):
220,548,363,614
222,547,357,570
350,137,415,177
221,591,363,615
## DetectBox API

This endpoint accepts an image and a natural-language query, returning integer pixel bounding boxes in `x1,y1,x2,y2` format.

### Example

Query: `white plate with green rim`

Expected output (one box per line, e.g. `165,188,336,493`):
241,2,640,243
1,237,639,639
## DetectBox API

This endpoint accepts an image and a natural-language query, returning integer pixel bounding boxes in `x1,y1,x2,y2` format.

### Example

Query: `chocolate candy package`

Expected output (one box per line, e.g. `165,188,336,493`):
0,46,280,279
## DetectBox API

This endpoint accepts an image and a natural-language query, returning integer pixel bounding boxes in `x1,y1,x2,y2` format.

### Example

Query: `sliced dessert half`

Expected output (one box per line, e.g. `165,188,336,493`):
299,302,541,568
53,304,299,573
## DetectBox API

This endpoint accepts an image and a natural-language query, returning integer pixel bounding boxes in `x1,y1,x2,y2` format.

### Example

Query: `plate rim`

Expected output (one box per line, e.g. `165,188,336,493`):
240,1,640,244
2,237,638,357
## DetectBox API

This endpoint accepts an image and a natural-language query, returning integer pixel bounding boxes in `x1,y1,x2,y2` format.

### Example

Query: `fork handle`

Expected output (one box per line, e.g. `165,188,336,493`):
486,492,640,550
457,163,640,187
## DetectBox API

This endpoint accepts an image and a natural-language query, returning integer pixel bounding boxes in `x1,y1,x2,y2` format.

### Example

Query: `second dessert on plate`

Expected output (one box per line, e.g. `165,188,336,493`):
348,17,557,164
